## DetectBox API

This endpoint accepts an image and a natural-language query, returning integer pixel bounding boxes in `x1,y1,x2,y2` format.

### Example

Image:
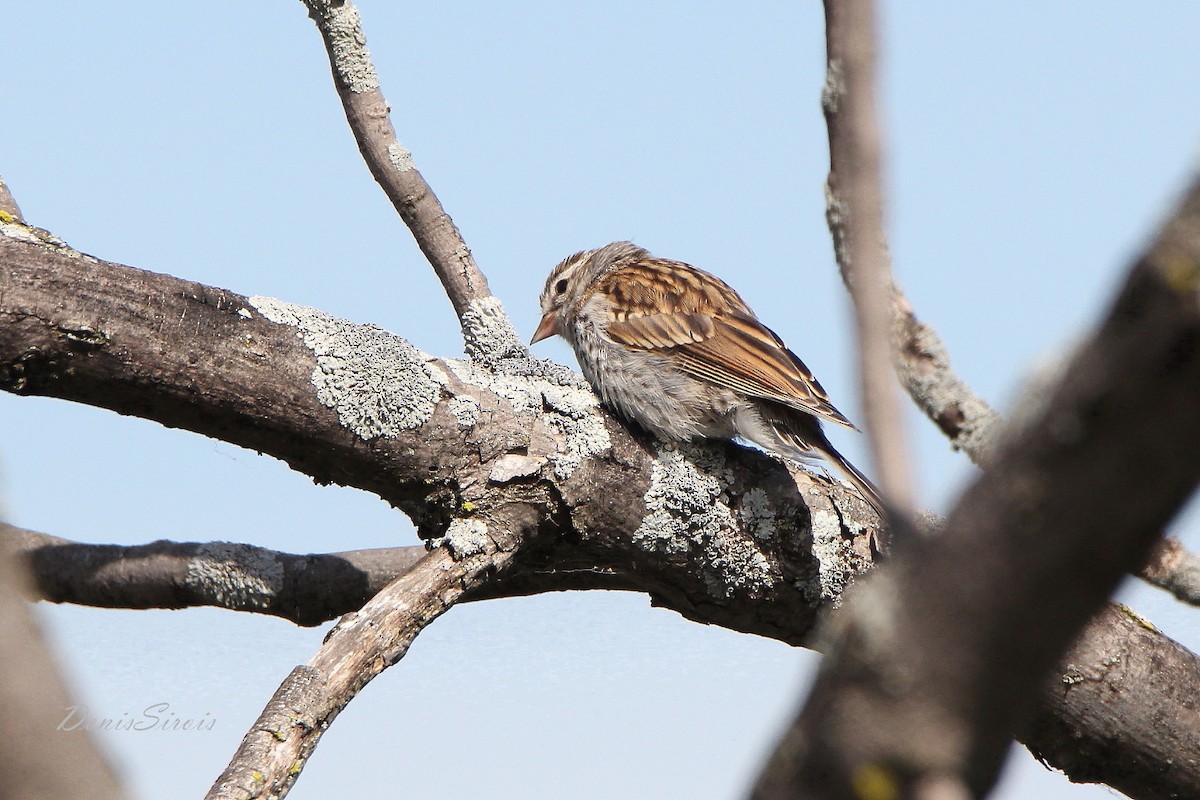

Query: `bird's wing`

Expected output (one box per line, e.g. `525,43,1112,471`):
597,261,856,429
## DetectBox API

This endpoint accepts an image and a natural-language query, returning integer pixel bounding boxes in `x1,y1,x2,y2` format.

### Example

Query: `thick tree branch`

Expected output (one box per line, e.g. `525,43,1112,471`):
1028,604,1200,800
206,513,526,799
0,224,876,645
822,0,913,515
298,0,524,360
754,175,1200,799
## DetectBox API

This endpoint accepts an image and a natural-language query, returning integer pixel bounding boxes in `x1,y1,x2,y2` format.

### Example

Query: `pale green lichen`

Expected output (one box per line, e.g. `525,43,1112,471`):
738,488,778,542
460,296,528,362
1116,602,1159,633
851,762,899,800
806,498,857,605
388,141,414,172
440,356,609,479
310,1,380,93
444,518,490,559
248,297,440,440
447,395,481,428
185,542,285,610
635,443,778,597
1061,665,1085,686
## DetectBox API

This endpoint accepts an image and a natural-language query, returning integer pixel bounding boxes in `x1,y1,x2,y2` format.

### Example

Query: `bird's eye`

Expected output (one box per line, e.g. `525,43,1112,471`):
554,278,568,295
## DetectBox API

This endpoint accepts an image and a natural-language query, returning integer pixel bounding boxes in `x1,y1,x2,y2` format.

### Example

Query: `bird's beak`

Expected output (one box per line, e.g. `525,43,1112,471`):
530,312,560,344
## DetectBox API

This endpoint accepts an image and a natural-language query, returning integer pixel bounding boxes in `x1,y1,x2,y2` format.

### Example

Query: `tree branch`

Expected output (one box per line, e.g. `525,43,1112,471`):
822,0,913,515
298,0,523,359
206,513,526,799
891,289,1001,462
4,524,424,626
0,223,878,642
1140,536,1200,607
1027,603,1200,800
4,523,641,624
822,4,1200,611
753,174,1200,798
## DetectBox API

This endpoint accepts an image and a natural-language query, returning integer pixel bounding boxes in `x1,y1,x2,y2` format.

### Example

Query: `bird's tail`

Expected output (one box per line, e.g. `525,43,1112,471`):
812,438,887,520
735,405,888,525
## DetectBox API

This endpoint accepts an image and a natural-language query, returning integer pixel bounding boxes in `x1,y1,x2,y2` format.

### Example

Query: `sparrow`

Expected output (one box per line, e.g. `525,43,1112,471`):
531,241,885,518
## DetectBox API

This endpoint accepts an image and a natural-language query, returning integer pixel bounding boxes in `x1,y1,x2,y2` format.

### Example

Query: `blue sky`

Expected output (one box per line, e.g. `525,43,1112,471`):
3,2,1199,798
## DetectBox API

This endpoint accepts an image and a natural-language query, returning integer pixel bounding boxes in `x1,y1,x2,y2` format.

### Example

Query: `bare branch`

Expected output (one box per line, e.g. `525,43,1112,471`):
891,291,1002,463
822,0,914,515
5,523,644,623
754,174,1200,798
206,517,525,799
0,542,125,800
1027,604,1200,800
5,524,424,626
297,0,524,359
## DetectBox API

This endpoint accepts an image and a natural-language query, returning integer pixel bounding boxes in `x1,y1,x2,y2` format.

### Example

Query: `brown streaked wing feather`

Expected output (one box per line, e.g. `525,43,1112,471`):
598,261,855,428
680,314,855,428
605,311,715,350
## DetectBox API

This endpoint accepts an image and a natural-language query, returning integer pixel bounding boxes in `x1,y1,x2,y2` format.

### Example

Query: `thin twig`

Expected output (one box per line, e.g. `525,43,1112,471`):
1141,537,1200,607
298,0,524,359
822,0,914,516
206,521,523,800
889,242,1200,607
891,291,1001,463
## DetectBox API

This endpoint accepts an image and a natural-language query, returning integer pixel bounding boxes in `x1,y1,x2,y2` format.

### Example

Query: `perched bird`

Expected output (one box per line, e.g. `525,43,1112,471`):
531,241,885,518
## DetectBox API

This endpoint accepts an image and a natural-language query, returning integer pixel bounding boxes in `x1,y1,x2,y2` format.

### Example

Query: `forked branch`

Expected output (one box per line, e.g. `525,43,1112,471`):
206,518,525,799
